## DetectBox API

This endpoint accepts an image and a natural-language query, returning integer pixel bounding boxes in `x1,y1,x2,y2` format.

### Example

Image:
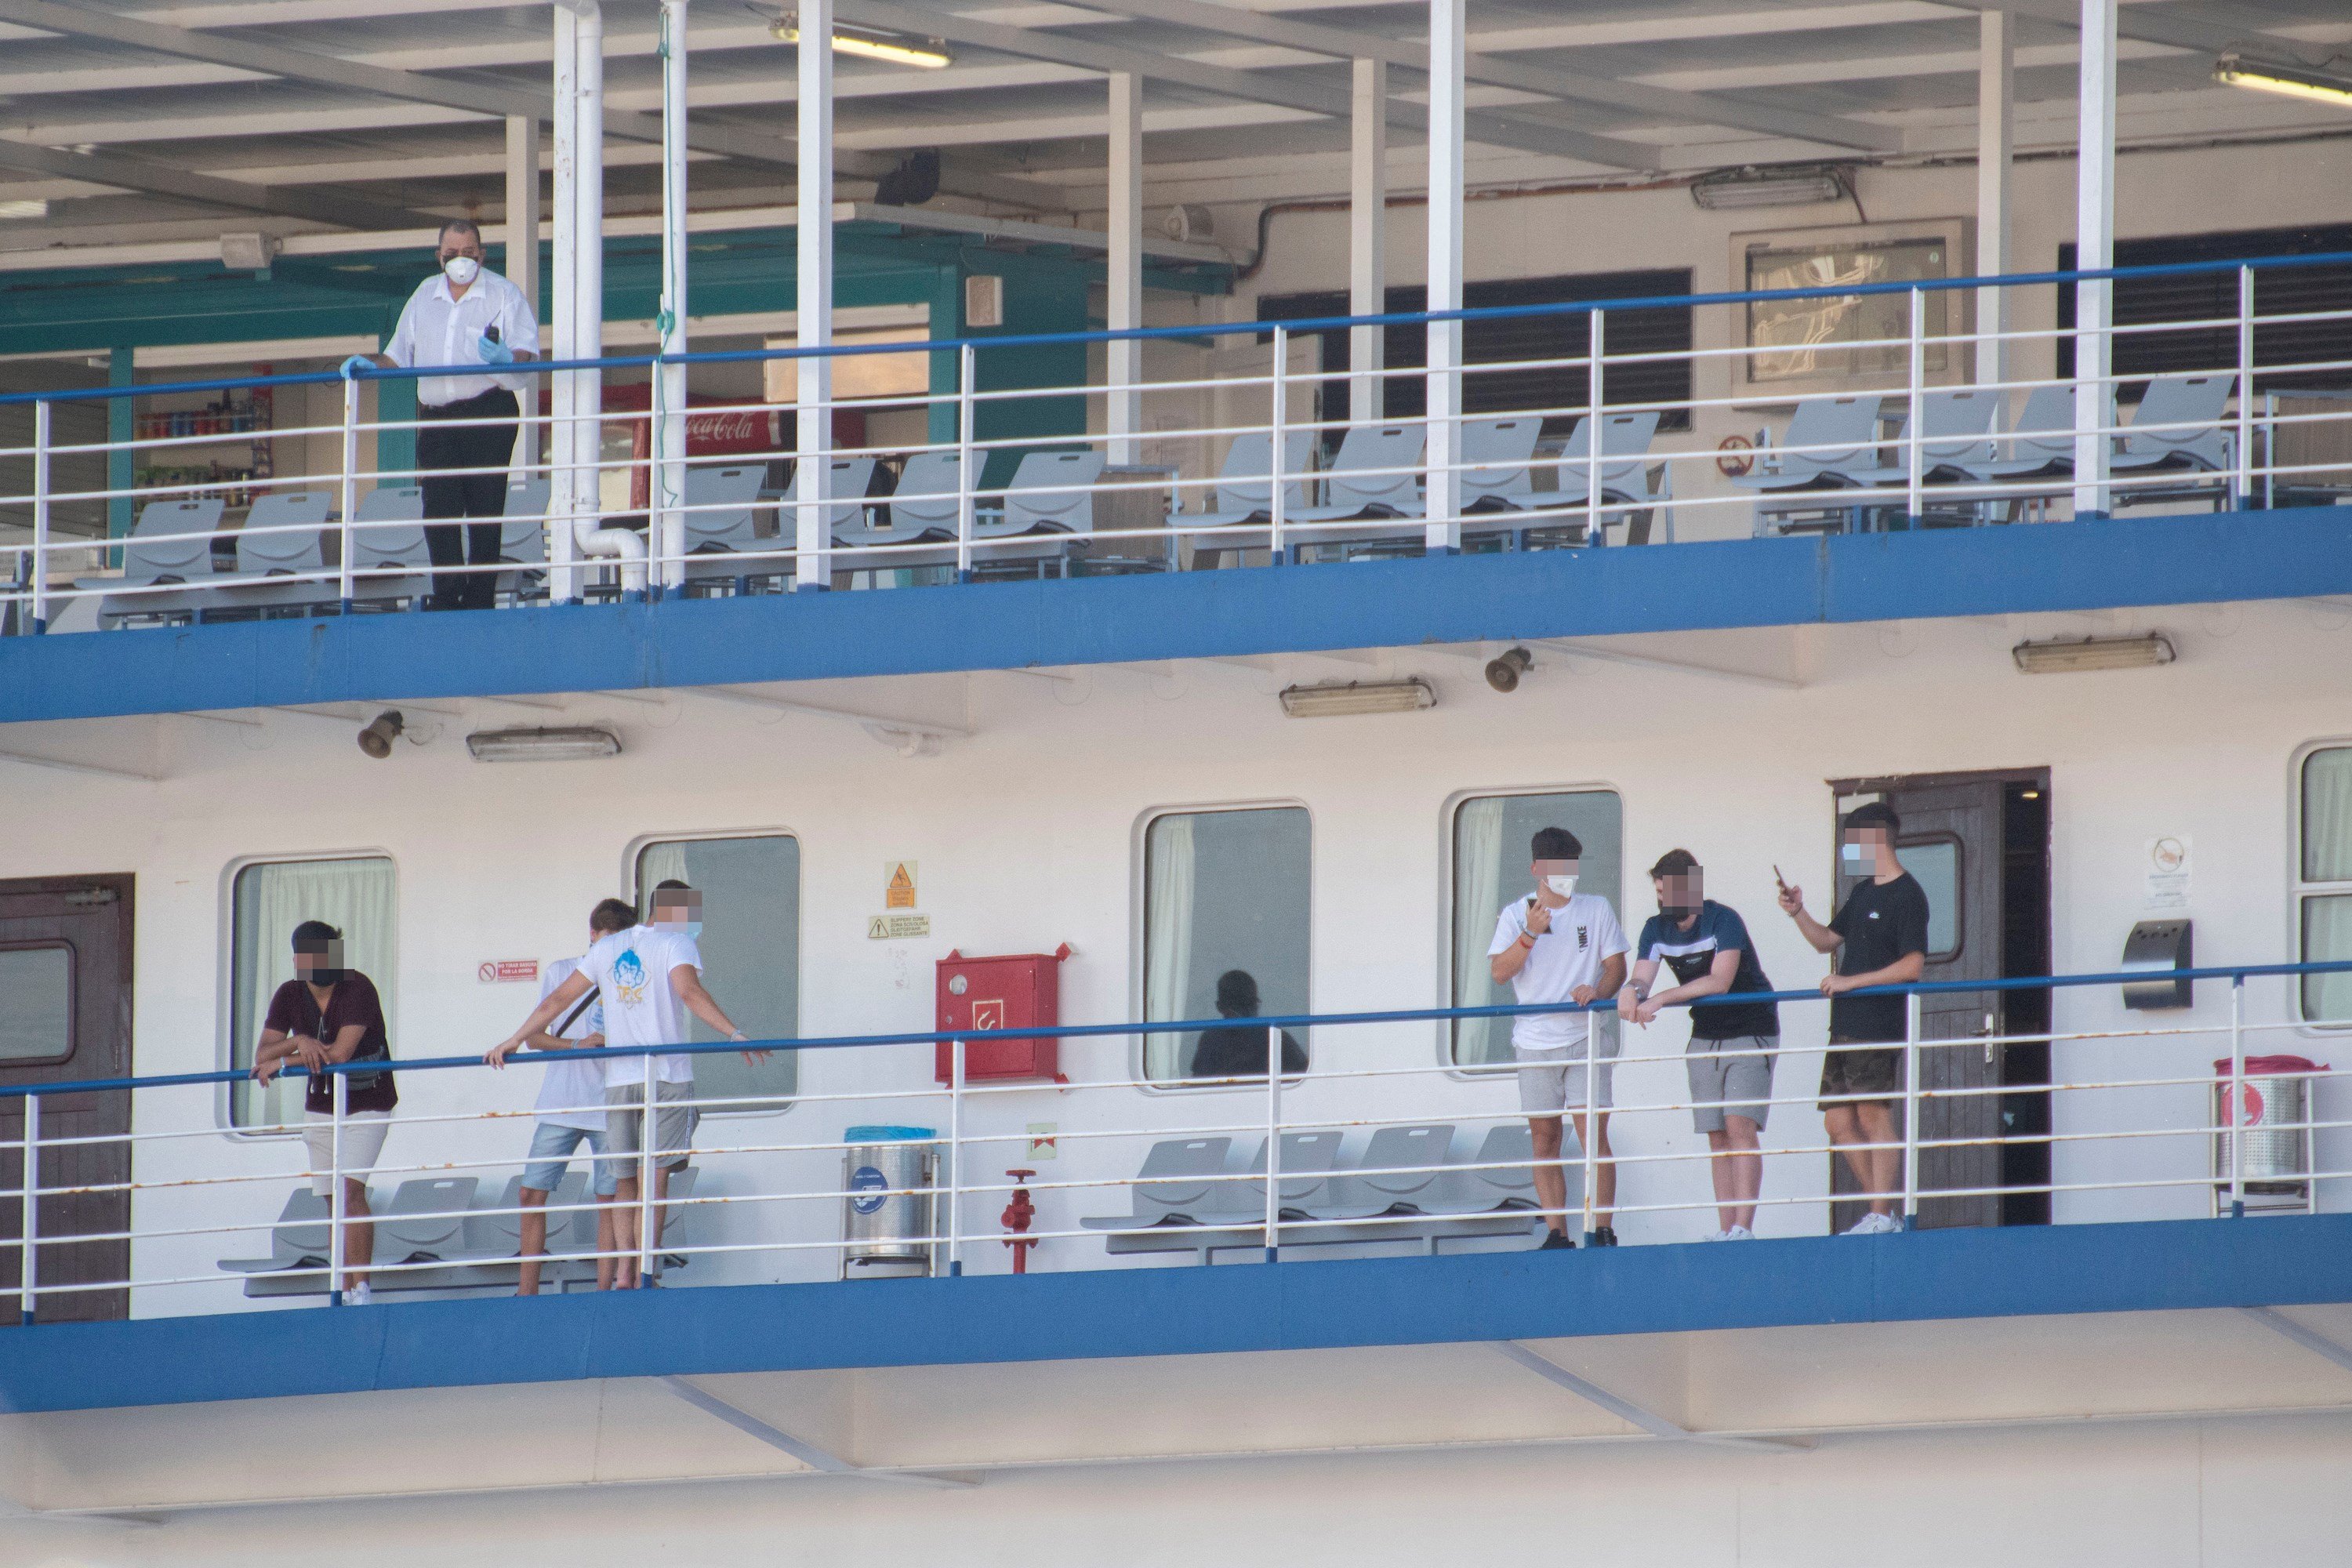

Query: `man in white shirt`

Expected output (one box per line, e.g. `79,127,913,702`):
346,217,539,612
1488,827,1630,1249
489,881,766,1289
510,898,635,1294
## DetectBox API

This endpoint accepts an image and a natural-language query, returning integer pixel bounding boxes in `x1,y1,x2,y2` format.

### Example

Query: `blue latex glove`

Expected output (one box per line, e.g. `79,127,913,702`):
340,354,376,377
476,334,515,366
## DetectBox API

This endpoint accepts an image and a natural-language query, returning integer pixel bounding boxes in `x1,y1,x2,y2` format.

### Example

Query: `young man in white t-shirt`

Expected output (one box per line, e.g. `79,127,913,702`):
490,881,765,1288
510,898,633,1294
1487,826,1630,1249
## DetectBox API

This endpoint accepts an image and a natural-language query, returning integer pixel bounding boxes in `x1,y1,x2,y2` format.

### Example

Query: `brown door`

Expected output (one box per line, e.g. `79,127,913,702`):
1828,779,2009,1231
0,875,133,1323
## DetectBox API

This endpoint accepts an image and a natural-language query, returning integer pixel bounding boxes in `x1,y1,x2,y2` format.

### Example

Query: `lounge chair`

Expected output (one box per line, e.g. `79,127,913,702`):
346,485,430,610
834,449,964,580
970,448,1106,576
1183,430,1315,568
209,490,336,616
677,462,800,595
1842,388,2004,526
1283,423,1426,560
1739,395,1884,535
81,497,227,627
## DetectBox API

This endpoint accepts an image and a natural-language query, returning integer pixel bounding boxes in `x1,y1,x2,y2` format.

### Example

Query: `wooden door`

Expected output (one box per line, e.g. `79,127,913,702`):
0,875,133,1323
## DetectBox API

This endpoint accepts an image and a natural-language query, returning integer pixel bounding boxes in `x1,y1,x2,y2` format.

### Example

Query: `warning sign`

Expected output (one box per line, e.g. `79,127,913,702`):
973,999,1005,1031
477,959,539,984
867,914,931,941
884,861,918,910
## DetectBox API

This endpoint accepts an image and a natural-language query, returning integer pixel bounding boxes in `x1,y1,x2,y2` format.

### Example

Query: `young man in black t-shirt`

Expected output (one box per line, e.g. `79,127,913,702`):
1778,802,1929,1236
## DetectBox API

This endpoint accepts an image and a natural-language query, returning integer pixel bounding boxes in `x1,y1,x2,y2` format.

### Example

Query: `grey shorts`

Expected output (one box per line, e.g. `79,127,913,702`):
1686,1036,1777,1132
602,1080,698,1172
1515,1044,1616,1115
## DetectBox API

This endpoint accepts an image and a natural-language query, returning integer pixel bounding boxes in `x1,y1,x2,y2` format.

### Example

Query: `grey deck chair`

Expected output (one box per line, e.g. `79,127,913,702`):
1425,1123,1548,1218
678,461,798,593
1188,1131,1350,1231
1737,395,1887,535
1843,388,2005,522
2111,372,2236,477
495,477,550,603
1979,384,2103,481
376,1176,479,1275
1184,430,1316,568
1080,1136,1235,1236
1282,425,1427,560
212,490,336,615
217,1188,332,1283
971,448,1105,575
1317,1123,1457,1223
82,497,227,627
347,485,430,609
1399,416,1544,518
1486,411,1669,547
834,449,964,576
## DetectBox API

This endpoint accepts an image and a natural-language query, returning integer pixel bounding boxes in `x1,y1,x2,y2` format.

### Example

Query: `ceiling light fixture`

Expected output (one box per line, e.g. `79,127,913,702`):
2011,633,2176,674
465,725,623,762
772,13,953,69
1278,678,1437,718
2213,51,2352,110
1689,165,1850,211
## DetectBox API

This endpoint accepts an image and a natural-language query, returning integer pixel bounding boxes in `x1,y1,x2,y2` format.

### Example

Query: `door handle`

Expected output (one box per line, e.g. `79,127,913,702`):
1980,1011,1997,1066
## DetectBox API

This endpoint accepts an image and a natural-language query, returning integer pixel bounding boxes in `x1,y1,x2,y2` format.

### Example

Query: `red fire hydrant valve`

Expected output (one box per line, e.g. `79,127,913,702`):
1001,1168,1038,1274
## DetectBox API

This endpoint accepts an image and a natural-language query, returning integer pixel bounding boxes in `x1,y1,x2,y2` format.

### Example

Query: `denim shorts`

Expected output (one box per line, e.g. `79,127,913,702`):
523,1120,619,1198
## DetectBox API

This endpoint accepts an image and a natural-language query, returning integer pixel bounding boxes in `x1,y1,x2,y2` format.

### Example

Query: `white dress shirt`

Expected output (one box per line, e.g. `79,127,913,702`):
383,268,540,408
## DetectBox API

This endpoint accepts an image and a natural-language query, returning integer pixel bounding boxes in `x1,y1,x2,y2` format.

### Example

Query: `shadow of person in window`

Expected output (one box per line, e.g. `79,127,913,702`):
1189,969,1306,1080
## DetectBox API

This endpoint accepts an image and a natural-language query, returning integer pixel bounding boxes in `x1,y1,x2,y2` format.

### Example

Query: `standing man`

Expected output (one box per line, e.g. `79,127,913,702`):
346,217,539,612
510,897,637,1295
1488,827,1629,1250
488,881,767,1289
1619,850,1780,1242
1778,802,1930,1236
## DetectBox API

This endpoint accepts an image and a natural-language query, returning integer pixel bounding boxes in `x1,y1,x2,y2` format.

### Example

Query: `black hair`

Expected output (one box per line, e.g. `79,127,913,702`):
1648,848,1700,880
653,879,692,892
1842,801,1900,837
1530,826,1583,862
1215,969,1261,1018
291,920,342,949
590,898,637,935
437,217,484,246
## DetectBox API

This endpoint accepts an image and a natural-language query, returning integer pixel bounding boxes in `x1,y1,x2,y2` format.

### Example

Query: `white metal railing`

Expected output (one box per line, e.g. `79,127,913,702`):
1,959,2344,1321
3,253,2350,633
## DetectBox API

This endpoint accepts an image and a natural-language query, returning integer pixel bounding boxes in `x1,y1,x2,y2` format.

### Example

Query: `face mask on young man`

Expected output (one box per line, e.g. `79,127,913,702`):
1842,839,1872,876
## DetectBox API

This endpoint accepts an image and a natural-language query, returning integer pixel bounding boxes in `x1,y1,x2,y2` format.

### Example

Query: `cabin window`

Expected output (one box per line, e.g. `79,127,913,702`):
2298,747,2352,1023
634,834,801,1110
1142,806,1311,1083
227,855,397,1131
1450,789,1624,1069
0,944,73,1064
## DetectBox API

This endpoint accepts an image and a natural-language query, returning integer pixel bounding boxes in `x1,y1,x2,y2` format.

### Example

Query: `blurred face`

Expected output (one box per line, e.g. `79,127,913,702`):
1842,826,1886,874
293,939,345,984
1653,869,1703,922
1533,858,1581,902
652,891,703,934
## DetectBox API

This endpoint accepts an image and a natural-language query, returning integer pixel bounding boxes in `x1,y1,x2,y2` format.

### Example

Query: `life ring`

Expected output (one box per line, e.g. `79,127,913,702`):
1716,434,1755,478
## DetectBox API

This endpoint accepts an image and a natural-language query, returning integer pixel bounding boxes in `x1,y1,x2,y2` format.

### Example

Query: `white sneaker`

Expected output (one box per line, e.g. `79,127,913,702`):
345,1282,373,1305
1702,1229,1730,1242
1842,1213,1898,1236
1725,1225,1755,1240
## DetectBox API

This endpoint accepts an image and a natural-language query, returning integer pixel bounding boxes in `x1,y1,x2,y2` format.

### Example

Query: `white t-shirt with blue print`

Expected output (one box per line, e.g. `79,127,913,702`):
580,924,703,1086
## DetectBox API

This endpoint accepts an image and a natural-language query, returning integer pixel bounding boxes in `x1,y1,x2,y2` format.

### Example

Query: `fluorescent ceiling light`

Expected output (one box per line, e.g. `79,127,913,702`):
2214,52,2352,109
465,725,622,762
1278,678,1437,718
1690,165,1849,211
2011,633,2176,674
0,199,47,221
773,14,953,69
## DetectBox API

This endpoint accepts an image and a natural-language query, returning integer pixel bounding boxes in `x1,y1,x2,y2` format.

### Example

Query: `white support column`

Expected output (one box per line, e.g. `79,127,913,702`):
655,0,691,593
505,114,542,476
1975,10,2012,394
2072,0,2117,520
577,1,606,560
1423,0,1465,553
549,6,579,603
1349,56,1388,424
1105,71,1142,467
794,0,835,591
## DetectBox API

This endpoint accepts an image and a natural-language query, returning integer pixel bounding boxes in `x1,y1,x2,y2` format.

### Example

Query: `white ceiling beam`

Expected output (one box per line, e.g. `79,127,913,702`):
1496,1343,1804,1453
658,1377,975,1489
0,747,161,782
0,137,426,228
1926,0,2294,57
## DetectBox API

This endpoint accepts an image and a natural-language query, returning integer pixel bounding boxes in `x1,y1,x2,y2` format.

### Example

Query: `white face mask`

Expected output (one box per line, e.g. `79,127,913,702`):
1842,841,1871,874
1544,873,1578,900
442,254,481,286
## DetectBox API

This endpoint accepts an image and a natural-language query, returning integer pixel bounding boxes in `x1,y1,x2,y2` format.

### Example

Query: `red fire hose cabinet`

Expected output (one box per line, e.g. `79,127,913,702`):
935,945,1073,1083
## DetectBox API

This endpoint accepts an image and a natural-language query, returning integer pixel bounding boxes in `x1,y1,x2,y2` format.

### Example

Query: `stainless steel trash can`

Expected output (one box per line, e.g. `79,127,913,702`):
2212,1055,2324,1206
842,1124,937,1277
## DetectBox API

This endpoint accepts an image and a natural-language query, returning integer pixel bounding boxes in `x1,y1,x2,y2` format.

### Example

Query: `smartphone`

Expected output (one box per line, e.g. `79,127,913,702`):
1773,863,1788,888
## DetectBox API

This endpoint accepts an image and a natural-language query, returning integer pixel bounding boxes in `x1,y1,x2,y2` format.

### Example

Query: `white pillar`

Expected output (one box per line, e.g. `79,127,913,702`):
504,114,541,474
795,0,833,590
550,7,578,601
1975,11,2013,395
655,0,690,593
1423,0,1465,552
1349,57,1388,424
1105,72,1143,467
577,3,606,564
2073,0,2116,519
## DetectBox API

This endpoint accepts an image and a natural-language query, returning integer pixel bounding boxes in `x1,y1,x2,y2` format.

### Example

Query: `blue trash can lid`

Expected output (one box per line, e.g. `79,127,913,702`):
845,1124,937,1142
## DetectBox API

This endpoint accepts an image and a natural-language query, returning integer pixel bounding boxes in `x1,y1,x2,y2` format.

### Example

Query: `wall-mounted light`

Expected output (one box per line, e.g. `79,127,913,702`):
2214,51,2352,110
772,13,953,69
465,726,622,762
1278,679,1436,718
2011,633,2176,673
1690,165,1850,211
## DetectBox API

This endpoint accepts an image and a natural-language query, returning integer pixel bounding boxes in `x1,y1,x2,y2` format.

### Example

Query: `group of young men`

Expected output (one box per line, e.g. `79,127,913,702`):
1486,804,1931,1246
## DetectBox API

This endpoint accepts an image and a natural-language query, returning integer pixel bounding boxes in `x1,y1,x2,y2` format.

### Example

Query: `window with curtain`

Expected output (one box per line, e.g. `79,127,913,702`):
1142,807,1310,1083
228,856,397,1130
1450,790,1624,1069
2299,747,2352,1023
635,834,800,1109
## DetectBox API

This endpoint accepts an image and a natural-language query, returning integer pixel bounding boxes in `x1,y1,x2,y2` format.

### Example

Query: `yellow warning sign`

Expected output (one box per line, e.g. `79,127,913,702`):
884,860,918,910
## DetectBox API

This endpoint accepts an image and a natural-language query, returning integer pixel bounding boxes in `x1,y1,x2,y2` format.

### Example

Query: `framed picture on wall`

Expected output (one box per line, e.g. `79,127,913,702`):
1731,219,1975,398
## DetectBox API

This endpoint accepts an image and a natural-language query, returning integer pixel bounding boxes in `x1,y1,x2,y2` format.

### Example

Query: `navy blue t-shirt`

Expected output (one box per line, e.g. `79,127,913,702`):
1635,900,1779,1040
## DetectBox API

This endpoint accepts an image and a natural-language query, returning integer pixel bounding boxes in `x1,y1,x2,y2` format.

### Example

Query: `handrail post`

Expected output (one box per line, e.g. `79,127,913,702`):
2228,975,2246,1219
955,343,977,583
1585,309,1605,547
328,1070,346,1305
1269,325,1289,566
1264,1025,1282,1261
2234,264,2255,510
1901,989,1922,1230
19,1092,37,1327
636,1068,656,1287
946,1037,964,1276
29,400,51,634
1581,1010,1599,1243
1904,286,1926,530
337,373,361,611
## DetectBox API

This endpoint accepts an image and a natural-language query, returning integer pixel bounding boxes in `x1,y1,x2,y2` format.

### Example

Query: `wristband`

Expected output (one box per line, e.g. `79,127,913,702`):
1518,933,1536,949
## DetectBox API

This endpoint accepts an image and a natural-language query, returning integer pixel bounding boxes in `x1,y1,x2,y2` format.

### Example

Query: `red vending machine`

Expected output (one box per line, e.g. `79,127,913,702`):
936,945,1072,1083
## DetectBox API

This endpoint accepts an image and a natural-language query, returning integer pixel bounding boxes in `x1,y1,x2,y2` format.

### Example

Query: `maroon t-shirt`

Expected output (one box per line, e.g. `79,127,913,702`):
263,971,397,1113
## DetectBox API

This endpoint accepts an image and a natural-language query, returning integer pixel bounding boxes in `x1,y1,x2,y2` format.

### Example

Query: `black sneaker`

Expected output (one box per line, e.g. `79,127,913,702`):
1537,1230,1576,1250
1592,1226,1620,1247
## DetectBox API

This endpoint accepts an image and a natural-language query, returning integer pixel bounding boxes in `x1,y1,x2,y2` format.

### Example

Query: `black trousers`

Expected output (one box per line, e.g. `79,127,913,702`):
416,387,520,611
